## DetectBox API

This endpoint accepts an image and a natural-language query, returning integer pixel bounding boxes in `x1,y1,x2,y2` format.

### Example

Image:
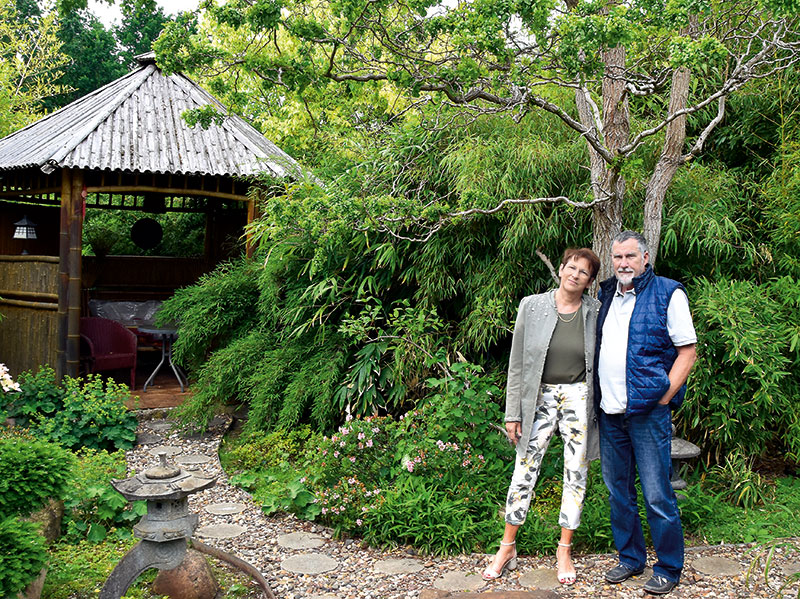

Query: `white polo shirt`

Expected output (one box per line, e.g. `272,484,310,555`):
598,281,697,414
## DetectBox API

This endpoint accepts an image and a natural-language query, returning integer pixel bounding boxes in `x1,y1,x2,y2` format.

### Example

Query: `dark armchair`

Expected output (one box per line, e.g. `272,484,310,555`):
80,317,137,389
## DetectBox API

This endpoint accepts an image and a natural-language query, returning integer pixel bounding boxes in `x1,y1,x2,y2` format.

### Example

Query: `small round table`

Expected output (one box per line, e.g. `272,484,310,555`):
138,327,186,392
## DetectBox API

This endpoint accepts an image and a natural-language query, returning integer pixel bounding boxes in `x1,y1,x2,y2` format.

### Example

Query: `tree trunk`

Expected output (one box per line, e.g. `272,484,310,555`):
585,45,630,281
643,66,690,265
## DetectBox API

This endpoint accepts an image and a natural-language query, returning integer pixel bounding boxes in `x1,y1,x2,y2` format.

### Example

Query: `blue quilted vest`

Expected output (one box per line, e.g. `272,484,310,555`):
594,265,687,415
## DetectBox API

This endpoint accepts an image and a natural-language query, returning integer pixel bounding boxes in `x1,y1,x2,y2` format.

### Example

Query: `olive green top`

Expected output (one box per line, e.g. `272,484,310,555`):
541,306,586,384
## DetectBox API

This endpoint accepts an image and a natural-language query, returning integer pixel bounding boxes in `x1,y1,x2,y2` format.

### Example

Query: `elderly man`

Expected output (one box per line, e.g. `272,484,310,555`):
594,230,697,595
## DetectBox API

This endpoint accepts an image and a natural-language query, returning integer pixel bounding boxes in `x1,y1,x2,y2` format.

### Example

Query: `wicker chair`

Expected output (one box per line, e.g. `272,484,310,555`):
80,317,137,389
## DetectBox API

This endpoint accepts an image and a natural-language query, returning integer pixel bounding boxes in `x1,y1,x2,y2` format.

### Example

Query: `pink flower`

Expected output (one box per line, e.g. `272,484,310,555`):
341,427,350,435
321,508,328,514
340,441,346,447
358,432,365,440
366,439,373,448
333,451,340,458
356,519,363,526
349,456,356,463
358,442,364,449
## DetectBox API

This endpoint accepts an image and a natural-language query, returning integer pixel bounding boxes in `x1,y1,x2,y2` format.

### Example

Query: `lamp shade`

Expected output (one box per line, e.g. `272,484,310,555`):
13,215,37,240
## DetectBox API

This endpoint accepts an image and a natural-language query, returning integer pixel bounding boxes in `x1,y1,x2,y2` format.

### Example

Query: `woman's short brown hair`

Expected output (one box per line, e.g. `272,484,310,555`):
560,247,600,280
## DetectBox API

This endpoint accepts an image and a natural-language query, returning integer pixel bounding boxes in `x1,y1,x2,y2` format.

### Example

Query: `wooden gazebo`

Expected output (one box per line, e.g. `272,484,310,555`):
0,52,306,379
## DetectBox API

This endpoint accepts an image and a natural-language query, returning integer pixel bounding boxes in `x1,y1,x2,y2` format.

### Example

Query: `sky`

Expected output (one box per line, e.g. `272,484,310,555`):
88,0,201,27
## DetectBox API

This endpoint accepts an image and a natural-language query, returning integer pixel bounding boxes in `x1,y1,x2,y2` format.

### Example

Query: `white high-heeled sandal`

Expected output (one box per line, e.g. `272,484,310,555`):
557,541,576,585
482,540,518,581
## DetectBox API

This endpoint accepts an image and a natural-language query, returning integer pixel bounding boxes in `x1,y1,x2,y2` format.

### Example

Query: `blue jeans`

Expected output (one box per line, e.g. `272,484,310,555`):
599,406,683,582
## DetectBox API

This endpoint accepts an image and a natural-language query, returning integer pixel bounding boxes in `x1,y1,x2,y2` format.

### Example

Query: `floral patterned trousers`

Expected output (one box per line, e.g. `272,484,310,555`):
505,381,589,530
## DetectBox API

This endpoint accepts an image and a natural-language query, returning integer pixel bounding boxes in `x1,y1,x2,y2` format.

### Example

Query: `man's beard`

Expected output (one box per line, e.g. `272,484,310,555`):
617,269,635,285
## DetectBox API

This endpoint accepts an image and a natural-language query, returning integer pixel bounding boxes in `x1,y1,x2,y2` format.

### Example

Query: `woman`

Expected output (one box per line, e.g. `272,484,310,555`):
483,248,600,585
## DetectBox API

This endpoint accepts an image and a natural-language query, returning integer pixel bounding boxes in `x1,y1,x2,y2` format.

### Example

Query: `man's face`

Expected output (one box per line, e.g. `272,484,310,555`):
612,238,649,287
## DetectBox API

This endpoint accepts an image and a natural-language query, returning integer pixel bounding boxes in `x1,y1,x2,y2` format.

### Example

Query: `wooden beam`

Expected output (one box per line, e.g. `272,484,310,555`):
85,185,247,202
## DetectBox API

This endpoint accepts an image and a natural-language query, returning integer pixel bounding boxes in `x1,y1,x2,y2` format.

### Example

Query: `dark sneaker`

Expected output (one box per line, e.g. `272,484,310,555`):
643,574,678,595
605,563,645,583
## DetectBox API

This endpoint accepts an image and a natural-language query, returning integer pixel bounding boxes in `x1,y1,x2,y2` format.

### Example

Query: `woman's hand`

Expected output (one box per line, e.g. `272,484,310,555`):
505,422,522,446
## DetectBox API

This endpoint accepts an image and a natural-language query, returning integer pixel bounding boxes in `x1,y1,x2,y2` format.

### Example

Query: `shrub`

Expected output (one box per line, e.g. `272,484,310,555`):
1,368,138,452
362,477,487,556
681,277,800,461
0,436,73,519
703,450,776,510
0,515,47,598
62,449,146,543
222,426,311,472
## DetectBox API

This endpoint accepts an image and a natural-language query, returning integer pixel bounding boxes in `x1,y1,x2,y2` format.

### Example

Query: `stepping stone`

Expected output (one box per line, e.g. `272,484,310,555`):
209,415,228,427
432,571,484,592
195,523,246,539
374,558,424,574
783,561,800,576
145,420,174,432
519,568,559,590
205,502,247,516
277,532,325,550
176,454,213,467
135,432,162,445
692,556,741,576
621,566,653,588
421,592,556,599
281,553,338,575
148,445,181,457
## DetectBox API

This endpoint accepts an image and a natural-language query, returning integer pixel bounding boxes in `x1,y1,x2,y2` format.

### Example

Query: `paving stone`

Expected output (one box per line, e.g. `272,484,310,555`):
421,592,556,599
204,502,247,516
692,556,741,576
145,420,174,432
280,553,338,575
783,561,800,576
432,571,485,592
135,432,163,445
620,566,653,588
519,567,560,590
176,453,214,466
147,445,182,457
195,523,246,539
277,532,325,550
373,557,424,574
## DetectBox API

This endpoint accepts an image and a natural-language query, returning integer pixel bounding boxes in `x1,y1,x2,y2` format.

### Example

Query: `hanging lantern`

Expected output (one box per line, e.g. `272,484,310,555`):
13,215,38,240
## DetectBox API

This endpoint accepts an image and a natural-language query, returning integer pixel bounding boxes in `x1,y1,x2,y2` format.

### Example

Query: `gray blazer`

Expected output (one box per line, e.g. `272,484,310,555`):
504,290,600,460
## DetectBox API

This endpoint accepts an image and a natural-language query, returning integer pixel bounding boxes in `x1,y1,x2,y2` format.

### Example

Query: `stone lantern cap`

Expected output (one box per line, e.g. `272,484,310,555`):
111,453,216,502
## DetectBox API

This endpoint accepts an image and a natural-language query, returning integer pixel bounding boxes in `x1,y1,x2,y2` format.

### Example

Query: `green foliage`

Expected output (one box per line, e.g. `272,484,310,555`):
158,258,262,371
62,449,146,544
82,207,207,259
222,426,312,472
703,450,776,510
361,477,487,556
0,515,48,598
680,277,800,461
0,436,73,518
0,367,138,452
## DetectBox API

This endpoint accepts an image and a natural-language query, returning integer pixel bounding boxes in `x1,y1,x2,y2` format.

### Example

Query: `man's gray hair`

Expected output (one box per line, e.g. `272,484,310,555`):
613,230,649,255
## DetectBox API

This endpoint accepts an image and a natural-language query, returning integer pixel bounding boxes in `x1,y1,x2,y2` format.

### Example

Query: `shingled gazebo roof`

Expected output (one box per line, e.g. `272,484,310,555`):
0,52,304,180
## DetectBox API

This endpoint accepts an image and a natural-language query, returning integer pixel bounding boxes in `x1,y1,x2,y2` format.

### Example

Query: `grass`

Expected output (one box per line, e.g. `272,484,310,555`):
43,538,263,599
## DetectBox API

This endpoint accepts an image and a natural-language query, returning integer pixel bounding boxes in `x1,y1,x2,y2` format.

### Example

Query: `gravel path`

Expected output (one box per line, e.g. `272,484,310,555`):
127,412,800,599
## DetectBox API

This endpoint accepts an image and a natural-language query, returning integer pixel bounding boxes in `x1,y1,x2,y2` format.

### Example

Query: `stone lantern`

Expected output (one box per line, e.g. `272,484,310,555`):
99,453,216,599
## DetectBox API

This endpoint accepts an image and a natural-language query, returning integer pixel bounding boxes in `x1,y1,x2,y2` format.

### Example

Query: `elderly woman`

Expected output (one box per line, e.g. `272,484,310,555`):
483,248,600,585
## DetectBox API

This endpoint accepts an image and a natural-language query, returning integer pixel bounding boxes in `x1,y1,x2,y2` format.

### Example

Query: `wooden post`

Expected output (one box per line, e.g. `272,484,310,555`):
56,168,84,381
246,196,259,259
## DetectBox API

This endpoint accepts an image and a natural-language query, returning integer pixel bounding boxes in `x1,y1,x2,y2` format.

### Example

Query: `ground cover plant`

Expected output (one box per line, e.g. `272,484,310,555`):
0,432,74,598
0,367,138,452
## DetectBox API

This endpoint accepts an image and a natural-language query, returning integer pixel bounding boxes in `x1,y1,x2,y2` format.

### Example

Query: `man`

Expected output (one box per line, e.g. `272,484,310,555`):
594,230,697,595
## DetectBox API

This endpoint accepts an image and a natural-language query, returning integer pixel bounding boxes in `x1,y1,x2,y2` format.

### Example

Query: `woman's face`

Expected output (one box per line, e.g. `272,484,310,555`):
558,256,594,294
